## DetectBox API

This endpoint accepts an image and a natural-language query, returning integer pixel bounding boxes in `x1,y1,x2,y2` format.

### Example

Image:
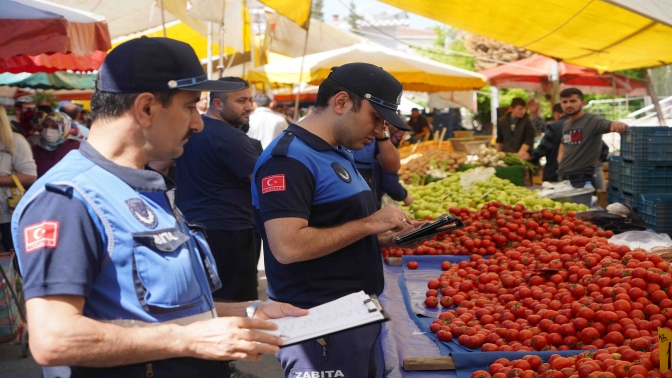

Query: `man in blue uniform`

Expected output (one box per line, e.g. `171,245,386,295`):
252,63,421,378
12,37,306,378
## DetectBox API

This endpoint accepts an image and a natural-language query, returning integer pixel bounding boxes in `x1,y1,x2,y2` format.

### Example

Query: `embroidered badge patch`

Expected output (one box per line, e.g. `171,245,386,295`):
262,174,286,194
24,221,60,253
126,198,158,229
331,162,351,183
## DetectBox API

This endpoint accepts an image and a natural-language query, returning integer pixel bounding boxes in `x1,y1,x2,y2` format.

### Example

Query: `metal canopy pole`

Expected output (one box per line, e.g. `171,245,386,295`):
643,68,666,126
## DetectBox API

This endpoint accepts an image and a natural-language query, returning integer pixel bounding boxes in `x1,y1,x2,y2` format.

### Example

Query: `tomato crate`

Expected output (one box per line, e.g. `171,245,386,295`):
607,156,621,188
621,127,672,162
637,194,672,235
619,159,672,194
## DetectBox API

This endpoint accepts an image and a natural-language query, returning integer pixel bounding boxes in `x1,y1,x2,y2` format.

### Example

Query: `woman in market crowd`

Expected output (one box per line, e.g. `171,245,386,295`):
32,112,83,177
0,107,37,251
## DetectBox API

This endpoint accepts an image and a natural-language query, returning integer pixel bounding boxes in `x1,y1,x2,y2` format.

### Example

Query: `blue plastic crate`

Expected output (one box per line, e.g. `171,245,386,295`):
608,156,621,188
620,190,639,208
638,194,672,235
620,160,672,194
621,127,672,162
608,186,620,204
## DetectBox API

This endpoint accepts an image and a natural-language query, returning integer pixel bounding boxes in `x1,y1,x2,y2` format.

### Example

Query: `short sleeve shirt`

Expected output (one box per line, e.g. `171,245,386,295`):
175,115,259,230
251,124,383,308
557,113,612,177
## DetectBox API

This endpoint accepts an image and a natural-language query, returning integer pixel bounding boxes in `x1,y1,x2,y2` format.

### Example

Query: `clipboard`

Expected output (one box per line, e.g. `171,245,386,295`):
392,214,464,245
263,291,391,348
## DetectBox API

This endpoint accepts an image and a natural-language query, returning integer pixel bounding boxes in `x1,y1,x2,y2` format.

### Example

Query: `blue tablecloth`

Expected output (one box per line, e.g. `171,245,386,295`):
378,261,456,378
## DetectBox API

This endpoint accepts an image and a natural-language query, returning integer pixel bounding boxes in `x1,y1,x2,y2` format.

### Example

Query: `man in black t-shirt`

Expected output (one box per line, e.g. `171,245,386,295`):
407,107,431,141
175,77,261,302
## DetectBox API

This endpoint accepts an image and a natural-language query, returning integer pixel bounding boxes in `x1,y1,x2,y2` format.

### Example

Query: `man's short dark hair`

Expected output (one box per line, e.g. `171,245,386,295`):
411,108,419,112
209,77,250,104
560,88,584,100
59,104,81,120
510,97,526,108
313,77,364,113
90,90,178,121
14,96,35,109
552,103,563,114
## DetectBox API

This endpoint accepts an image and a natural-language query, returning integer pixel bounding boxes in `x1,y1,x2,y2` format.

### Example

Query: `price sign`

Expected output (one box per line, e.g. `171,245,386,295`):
659,327,672,372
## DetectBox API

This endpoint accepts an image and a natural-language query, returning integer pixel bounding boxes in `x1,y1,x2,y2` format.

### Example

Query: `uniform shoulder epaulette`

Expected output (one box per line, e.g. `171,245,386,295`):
271,131,296,157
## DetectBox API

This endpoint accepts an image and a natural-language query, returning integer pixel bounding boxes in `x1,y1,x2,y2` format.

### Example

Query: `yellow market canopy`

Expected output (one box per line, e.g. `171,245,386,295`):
379,0,672,72
247,43,487,92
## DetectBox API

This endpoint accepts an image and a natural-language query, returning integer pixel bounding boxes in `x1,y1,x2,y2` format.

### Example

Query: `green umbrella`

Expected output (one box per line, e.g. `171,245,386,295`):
0,71,95,90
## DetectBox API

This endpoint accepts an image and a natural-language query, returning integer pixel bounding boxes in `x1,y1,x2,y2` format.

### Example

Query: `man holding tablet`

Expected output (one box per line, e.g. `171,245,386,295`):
252,63,423,378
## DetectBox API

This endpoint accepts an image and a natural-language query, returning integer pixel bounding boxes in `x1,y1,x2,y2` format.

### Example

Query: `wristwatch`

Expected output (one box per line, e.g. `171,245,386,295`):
376,126,390,141
246,300,262,318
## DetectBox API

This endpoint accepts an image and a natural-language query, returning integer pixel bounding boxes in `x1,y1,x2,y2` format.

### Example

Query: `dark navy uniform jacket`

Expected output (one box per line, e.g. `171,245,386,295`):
251,124,384,308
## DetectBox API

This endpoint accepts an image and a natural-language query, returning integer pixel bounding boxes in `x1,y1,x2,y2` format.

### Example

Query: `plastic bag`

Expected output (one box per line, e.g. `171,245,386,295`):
460,167,495,190
609,231,672,252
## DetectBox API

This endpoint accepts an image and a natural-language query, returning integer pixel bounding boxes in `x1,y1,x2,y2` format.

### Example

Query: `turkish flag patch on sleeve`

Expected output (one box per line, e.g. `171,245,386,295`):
261,174,286,194
24,221,60,253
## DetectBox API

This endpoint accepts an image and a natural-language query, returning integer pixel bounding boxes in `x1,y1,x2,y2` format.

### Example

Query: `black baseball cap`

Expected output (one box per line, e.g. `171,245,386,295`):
95,37,246,93
327,63,409,131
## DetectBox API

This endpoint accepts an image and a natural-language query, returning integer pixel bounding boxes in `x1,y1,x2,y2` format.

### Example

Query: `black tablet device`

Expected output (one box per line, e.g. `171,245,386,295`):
392,214,465,245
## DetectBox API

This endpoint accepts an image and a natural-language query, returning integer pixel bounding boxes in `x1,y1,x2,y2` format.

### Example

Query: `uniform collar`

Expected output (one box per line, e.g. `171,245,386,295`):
286,124,337,152
79,139,169,192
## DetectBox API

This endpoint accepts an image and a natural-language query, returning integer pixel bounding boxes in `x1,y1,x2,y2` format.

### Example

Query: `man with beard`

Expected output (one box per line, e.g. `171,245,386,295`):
11,96,37,135
175,77,260,302
557,88,628,187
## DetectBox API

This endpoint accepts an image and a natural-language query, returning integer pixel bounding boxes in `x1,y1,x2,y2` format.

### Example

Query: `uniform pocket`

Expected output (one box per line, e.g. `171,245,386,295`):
132,228,203,313
186,223,222,293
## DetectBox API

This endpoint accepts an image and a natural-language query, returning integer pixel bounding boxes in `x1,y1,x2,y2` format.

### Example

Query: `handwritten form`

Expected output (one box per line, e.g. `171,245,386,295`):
269,291,387,346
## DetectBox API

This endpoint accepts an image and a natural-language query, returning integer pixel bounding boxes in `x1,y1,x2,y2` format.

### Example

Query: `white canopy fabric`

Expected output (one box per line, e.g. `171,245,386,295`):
46,0,176,39
247,43,486,92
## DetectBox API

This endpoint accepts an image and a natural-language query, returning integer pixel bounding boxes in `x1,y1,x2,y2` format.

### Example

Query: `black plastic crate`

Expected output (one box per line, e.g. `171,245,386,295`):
621,127,672,162
608,156,621,189
638,194,672,235
620,160,672,194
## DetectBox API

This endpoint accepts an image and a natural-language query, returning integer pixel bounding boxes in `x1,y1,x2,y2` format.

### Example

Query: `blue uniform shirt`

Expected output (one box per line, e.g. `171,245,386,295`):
12,140,226,377
176,115,259,230
251,124,383,308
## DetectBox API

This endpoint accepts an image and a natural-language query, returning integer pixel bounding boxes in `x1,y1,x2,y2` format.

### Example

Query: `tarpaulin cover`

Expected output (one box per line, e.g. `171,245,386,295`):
247,43,487,92
0,0,111,59
379,0,672,71
479,55,648,96
0,72,95,90
0,51,105,74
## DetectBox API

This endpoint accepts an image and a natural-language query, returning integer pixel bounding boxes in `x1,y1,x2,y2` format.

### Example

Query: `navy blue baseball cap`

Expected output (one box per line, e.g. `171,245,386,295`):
327,63,409,131
95,37,246,93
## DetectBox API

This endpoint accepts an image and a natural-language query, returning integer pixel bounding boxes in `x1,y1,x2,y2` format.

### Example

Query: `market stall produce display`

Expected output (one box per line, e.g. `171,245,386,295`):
399,140,455,160
480,343,660,378
384,202,601,258
403,175,589,220
400,150,467,184
423,236,669,352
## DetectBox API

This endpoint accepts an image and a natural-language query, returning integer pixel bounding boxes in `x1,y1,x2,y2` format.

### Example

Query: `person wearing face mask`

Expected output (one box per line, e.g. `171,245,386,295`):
32,113,83,177
175,77,261,302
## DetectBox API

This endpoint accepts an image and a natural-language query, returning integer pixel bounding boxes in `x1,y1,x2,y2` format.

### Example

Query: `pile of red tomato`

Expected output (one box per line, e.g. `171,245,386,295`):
381,202,613,258
471,342,663,378
425,234,671,352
